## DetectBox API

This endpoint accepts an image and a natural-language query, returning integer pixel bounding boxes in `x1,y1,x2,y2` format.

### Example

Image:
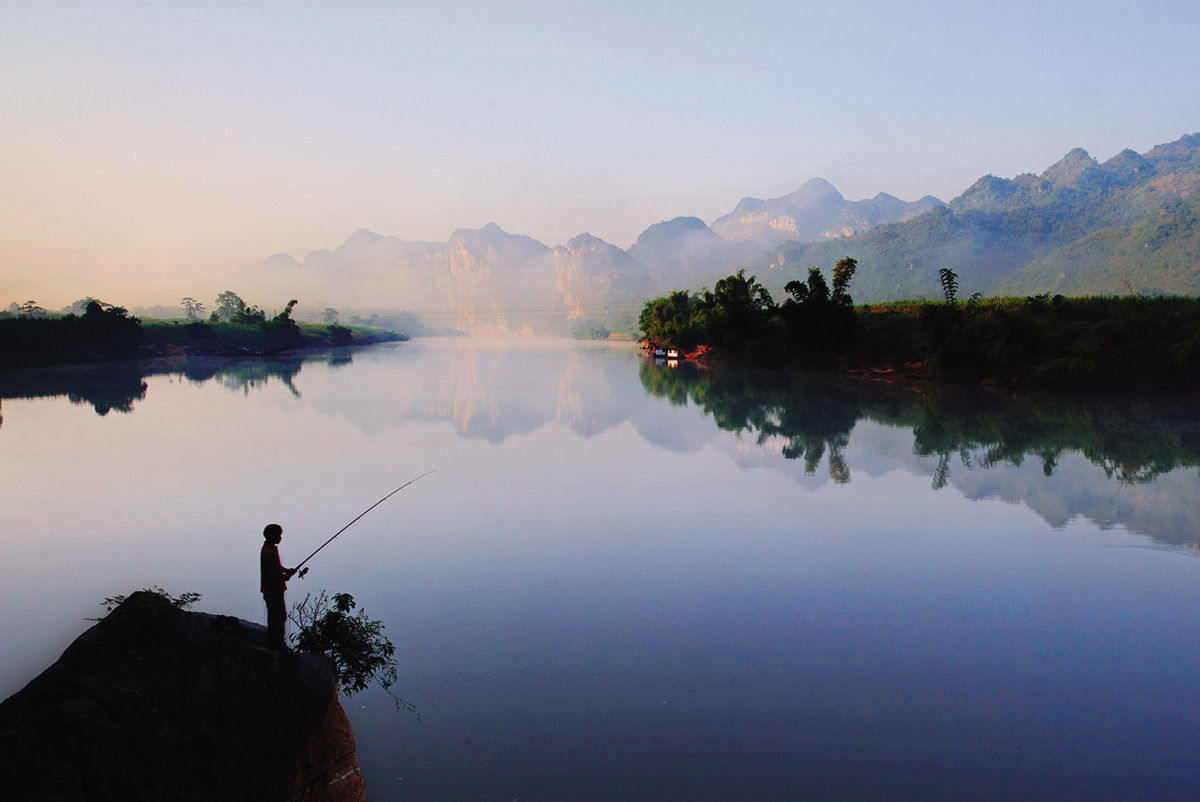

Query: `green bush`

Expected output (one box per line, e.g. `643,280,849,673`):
290,590,397,695
639,261,859,363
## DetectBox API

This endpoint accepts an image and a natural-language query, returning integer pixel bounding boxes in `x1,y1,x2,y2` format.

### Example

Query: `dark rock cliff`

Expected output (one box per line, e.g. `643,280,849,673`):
0,591,365,801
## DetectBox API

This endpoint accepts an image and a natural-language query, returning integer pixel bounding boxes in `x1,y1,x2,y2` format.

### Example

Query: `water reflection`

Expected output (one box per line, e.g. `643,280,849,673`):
0,352,348,417
4,342,1200,547
637,360,1200,547
0,361,149,420
640,359,1200,487
5,340,1200,799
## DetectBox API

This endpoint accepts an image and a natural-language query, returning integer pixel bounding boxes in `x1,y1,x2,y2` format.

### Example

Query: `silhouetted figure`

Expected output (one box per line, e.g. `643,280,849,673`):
260,523,296,651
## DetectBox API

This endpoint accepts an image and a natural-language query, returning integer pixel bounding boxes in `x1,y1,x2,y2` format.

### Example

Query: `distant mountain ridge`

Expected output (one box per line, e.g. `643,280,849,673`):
772,133,1200,301
244,132,1200,330
245,180,939,333
712,178,941,248
627,216,763,290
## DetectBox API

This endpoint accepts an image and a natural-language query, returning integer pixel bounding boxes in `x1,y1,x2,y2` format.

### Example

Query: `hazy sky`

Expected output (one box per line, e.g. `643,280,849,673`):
2,0,1198,306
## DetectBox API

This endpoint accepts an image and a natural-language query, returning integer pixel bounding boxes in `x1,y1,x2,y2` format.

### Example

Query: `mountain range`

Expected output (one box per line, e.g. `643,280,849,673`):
245,180,940,333
244,132,1200,332
711,178,940,247
773,134,1200,300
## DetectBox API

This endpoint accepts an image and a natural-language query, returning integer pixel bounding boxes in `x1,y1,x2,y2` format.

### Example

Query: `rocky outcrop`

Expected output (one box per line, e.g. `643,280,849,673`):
0,592,364,802
553,233,653,322
444,222,557,334
711,178,942,248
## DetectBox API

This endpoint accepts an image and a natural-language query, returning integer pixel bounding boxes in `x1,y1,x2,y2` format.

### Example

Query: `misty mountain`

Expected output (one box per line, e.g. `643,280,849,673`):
245,178,930,333
711,178,942,249
770,133,1200,301
250,229,446,276
245,217,758,333
246,223,652,335
627,216,760,290
242,132,1200,332
554,233,654,329
250,252,302,272
442,223,556,333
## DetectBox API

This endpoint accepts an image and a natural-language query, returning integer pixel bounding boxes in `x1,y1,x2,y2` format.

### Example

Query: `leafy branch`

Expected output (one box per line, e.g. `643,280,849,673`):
91,585,202,620
290,589,419,719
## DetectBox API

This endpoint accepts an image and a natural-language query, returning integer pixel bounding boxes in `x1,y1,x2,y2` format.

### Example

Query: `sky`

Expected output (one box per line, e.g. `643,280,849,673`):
2,0,1198,307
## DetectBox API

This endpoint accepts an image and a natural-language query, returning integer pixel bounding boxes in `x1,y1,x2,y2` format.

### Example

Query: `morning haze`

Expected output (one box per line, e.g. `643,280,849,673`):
3,1,1198,309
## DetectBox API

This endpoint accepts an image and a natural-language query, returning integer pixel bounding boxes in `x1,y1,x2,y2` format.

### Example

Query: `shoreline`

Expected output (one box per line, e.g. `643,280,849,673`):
0,319,405,372
666,349,1200,404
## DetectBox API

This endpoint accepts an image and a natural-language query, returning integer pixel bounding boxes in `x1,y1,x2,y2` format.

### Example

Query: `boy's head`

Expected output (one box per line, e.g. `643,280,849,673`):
263,523,283,544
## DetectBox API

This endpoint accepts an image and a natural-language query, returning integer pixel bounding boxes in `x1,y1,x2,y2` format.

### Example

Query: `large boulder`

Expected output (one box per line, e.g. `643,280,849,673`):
0,591,365,801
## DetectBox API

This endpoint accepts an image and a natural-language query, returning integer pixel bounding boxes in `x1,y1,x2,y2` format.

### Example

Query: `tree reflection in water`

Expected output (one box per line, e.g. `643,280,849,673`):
639,359,1200,487
6,347,1200,547
0,352,349,419
0,362,149,420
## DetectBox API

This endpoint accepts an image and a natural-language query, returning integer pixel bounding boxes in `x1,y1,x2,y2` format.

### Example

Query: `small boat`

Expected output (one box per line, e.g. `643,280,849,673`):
666,349,682,360
654,348,667,358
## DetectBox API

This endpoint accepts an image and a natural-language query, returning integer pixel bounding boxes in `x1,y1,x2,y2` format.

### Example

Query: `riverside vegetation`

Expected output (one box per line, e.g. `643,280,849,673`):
639,261,1200,391
0,292,404,369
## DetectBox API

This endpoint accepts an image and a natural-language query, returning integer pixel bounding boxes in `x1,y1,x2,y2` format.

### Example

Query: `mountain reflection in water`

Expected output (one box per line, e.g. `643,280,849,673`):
3,341,1199,547
640,360,1200,486
639,359,1200,546
5,339,1200,800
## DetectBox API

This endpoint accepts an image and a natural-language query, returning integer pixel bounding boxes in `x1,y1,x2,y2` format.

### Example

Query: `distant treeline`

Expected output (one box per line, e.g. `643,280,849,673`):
0,292,405,370
639,262,1200,390
140,318,400,357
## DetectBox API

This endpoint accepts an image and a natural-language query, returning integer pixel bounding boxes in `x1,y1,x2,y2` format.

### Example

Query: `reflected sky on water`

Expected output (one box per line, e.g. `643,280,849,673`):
3,339,1200,800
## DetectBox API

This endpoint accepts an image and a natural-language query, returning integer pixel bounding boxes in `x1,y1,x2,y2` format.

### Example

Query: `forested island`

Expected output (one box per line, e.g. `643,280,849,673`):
0,292,404,370
639,261,1200,391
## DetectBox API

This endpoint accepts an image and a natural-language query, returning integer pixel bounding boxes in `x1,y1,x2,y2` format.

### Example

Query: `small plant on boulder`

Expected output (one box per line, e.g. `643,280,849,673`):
290,589,418,718
97,585,202,615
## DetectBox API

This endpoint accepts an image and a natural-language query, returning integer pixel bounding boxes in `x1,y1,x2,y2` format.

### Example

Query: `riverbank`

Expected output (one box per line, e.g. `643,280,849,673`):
854,295,1200,391
0,313,405,370
141,318,405,357
641,271,1200,392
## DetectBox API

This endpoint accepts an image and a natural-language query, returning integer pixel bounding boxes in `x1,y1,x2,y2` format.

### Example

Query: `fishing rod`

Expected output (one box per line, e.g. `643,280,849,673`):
293,469,436,578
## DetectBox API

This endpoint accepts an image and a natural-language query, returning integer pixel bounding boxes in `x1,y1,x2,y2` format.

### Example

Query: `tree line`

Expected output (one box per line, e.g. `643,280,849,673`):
639,260,1200,390
0,300,143,369
639,257,861,361
0,291,401,369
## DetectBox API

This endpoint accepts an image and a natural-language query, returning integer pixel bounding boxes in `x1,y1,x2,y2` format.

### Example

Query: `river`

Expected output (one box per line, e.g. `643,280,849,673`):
3,338,1200,800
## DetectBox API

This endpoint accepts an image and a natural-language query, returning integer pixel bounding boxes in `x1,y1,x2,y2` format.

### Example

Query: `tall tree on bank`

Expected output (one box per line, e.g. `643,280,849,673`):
180,297,205,321
639,290,699,351
693,270,776,352
780,257,860,360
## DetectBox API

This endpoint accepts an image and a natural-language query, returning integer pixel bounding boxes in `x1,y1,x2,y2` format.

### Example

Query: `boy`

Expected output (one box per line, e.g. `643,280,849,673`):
260,523,297,650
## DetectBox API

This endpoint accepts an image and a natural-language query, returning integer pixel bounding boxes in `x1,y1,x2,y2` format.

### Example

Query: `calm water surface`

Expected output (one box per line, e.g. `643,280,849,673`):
3,338,1200,800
